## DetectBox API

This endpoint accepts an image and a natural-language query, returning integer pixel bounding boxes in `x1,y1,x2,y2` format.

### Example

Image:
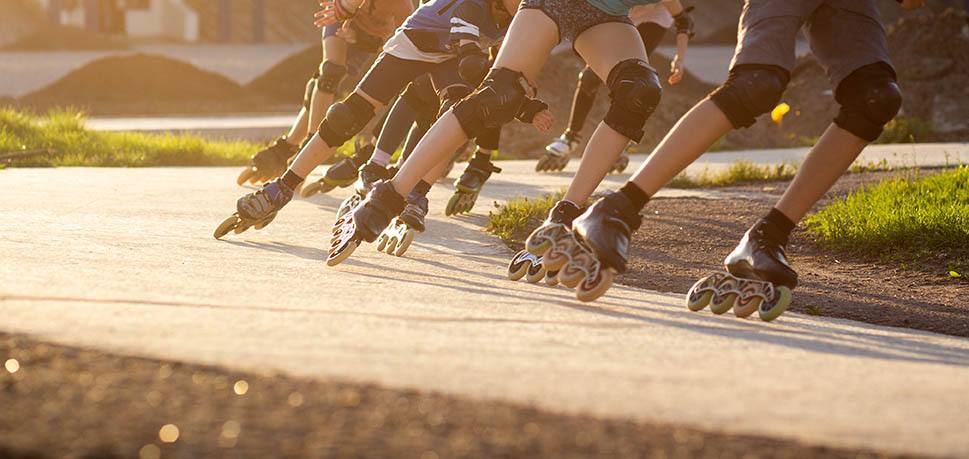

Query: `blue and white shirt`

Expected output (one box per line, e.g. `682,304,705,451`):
384,0,506,62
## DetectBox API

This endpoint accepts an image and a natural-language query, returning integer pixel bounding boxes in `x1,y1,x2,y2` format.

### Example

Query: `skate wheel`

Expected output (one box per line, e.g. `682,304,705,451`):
445,193,460,216
254,212,277,230
542,249,569,272
557,263,584,289
394,230,414,257
326,240,359,266
319,181,338,194
237,167,255,186
758,286,793,322
375,233,389,252
507,251,532,281
709,293,738,315
524,260,547,284
545,270,560,287
300,181,322,198
576,269,615,303
733,295,762,318
384,236,399,255
685,275,716,312
213,214,241,239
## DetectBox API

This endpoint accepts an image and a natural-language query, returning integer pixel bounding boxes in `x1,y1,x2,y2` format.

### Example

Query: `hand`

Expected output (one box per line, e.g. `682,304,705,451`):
314,0,353,28
668,55,684,85
898,0,924,9
531,109,554,132
337,22,357,43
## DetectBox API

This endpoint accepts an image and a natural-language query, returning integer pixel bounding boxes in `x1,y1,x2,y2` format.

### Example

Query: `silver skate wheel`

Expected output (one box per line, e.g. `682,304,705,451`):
685,275,717,312
214,214,241,239
758,286,793,322
709,293,738,315
507,251,531,281
394,229,414,257
524,259,547,283
575,269,615,303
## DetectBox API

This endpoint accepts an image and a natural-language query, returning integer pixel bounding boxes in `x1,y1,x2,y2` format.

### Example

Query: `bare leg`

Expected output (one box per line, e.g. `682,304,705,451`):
287,89,385,178
309,35,348,131
564,22,648,204
285,106,311,144
775,124,867,222
629,98,733,195
390,9,559,196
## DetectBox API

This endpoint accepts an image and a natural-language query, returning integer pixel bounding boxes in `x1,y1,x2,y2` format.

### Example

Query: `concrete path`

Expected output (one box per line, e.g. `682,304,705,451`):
2,151,968,457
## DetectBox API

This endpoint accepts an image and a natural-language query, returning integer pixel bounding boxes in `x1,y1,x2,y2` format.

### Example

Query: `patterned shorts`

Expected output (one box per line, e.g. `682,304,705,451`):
520,0,632,43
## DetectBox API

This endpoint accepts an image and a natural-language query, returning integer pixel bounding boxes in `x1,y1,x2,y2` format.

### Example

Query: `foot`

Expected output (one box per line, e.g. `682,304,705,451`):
456,156,501,193
572,192,642,274
400,192,429,232
351,181,407,243
237,180,294,220
324,143,374,187
724,220,798,289
537,132,581,173
355,162,393,197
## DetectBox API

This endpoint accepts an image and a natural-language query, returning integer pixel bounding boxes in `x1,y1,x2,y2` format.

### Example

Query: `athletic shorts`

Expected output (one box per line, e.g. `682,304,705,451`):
732,0,894,87
356,53,467,106
519,0,633,43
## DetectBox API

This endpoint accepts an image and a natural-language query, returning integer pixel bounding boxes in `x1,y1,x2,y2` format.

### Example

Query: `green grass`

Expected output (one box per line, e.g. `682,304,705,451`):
487,191,564,242
0,107,258,167
804,166,969,273
667,161,798,189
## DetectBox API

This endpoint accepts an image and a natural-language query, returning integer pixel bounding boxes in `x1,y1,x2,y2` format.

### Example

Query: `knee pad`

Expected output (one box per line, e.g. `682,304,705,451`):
303,72,319,110
475,127,500,151
710,65,789,128
452,67,530,139
603,59,662,142
577,67,602,98
317,61,347,94
834,62,902,142
439,84,473,118
318,93,376,147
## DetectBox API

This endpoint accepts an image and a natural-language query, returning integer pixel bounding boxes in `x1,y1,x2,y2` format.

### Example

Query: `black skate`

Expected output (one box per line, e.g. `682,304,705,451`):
686,220,797,321
237,137,298,186
300,143,374,198
327,181,407,266
376,194,427,257
335,162,394,221
214,180,293,239
513,201,585,290
565,192,642,301
446,156,501,216
536,132,580,173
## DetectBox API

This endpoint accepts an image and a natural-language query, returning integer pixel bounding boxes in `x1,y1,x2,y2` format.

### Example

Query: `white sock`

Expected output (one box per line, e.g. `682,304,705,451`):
371,149,392,166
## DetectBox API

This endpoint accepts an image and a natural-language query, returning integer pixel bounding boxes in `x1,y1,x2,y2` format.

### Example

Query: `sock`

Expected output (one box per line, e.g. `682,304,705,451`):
469,149,493,168
762,208,796,240
619,182,650,210
371,149,392,167
414,180,432,197
279,170,304,192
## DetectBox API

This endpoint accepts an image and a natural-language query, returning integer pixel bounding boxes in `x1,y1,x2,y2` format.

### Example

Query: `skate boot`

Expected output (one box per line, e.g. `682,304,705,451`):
446,155,501,216
686,220,797,321
237,137,298,186
516,200,584,289
536,132,580,173
214,180,295,239
300,143,374,198
335,162,394,220
327,181,407,266
567,192,643,301
376,193,427,257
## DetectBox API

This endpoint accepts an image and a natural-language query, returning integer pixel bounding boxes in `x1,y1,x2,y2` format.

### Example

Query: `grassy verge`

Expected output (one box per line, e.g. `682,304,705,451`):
487,191,564,243
667,161,798,189
804,166,969,275
0,107,257,167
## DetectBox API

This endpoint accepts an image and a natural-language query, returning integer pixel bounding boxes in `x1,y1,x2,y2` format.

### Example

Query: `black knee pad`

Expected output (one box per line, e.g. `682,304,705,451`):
603,59,662,143
317,61,347,94
834,62,902,142
577,67,602,97
475,127,500,151
452,67,530,139
439,84,473,118
303,72,319,110
710,65,789,129
318,93,376,147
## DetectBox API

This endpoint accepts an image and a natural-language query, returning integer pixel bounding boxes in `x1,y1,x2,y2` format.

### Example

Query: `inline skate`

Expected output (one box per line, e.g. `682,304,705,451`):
300,142,374,198
517,200,589,292
327,181,407,266
686,220,796,322
214,180,295,239
562,192,643,302
237,137,298,186
446,154,501,216
507,250,547,284
375,193,427,257
335,162,394,220
536,132,580,173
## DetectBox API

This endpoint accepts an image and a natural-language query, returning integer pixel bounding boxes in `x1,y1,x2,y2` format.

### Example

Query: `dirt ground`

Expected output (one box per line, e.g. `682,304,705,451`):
0,333,908,459
503,170,968,338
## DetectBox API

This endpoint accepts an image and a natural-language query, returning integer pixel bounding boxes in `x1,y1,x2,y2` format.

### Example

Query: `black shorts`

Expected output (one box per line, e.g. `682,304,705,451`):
520,0,632,43
356,53,468,106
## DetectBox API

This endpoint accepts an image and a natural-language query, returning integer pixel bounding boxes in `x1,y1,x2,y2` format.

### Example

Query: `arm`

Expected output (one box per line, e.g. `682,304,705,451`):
664,1,693,85
314,0,369,28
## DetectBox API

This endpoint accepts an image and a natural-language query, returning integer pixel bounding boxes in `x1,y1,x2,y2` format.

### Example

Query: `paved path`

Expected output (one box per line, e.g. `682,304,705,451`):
2,149,968,457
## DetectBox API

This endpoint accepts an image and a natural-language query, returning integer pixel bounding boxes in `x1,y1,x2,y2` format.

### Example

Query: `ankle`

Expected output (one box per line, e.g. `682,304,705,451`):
279,170,304,192
618,182,650,211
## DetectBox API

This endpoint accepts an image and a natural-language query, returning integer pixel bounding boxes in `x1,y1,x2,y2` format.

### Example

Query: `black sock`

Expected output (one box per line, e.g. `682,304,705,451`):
619,182,650,210
762,208,796,240
279,170,304,191
414,180,432,197
470,149,492,166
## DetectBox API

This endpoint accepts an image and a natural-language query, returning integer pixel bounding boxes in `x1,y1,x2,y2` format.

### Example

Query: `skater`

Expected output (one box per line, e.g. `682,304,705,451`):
562,0,922,316
216,0,518,241
235,0,414,186
327,0,666,279
539,0,694,174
